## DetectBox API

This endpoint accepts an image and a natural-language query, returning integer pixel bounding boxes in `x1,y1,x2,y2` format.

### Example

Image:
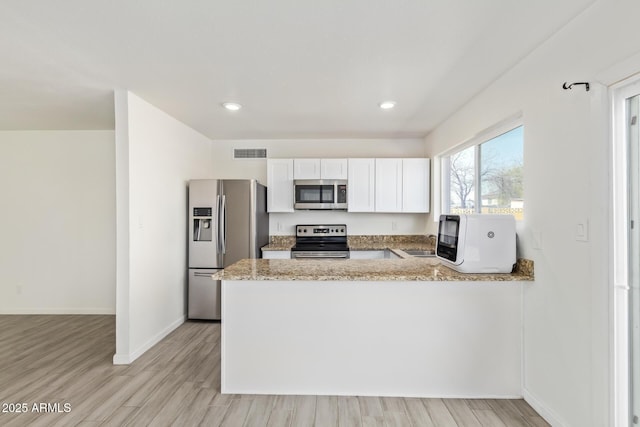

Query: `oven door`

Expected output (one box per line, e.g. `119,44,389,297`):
291,251,350,259
294,182,337,209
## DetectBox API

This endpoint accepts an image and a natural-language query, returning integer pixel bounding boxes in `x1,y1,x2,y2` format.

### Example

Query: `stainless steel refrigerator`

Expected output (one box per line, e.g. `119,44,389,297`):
188,179,269,320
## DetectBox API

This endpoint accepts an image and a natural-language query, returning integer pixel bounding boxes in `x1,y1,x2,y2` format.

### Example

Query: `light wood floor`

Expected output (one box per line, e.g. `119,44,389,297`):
0,316,550,426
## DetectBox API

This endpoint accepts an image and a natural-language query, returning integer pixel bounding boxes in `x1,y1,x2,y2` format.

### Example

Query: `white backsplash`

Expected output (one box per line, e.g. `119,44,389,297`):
269,211,428,235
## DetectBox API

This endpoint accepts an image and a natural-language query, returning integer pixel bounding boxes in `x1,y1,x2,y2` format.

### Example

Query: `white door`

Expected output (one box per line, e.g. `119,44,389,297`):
321,159,348,180
293,159,321,179
613,80,640,427
402,158,430,213
375,158,403,212
267,159,294,212
629,93,640,426
347,159,375,212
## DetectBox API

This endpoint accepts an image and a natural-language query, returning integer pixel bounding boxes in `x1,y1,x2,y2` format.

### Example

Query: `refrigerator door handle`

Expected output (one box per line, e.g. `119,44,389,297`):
193,272,214,277
221,195,227,254
216,194,222,252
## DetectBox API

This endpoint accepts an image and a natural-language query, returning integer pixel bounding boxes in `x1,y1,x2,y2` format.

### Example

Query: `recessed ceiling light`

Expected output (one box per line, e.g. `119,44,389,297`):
379,101,396,110
222,102,242,111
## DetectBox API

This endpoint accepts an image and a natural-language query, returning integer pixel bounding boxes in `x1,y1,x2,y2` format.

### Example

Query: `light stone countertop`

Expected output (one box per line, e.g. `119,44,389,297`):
214,258,534,282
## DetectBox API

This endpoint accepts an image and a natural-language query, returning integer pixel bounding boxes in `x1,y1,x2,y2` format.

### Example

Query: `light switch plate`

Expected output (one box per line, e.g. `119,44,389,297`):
576,218,589,242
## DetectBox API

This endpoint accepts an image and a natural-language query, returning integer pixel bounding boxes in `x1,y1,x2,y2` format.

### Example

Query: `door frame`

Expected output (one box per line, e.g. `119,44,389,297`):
611,76,640,427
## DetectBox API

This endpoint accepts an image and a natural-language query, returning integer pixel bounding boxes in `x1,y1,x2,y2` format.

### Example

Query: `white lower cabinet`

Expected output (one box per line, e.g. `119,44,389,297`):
262,250,291,259
350,250,401,259
349,250,386,259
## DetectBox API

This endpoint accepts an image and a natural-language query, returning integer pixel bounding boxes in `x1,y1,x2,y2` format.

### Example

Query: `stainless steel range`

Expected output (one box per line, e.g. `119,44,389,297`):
290,224,350,259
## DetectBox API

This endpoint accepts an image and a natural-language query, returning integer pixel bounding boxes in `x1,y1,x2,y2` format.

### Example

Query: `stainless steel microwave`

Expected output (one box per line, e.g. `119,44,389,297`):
294,180,347,210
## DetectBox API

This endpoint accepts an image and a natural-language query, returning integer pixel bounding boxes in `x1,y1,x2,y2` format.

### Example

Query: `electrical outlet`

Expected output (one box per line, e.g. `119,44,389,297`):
16,285,22,295
391,221,398,231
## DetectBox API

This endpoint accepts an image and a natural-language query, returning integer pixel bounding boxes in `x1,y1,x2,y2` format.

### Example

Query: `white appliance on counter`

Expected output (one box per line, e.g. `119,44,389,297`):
436,214,516,273
188,179,269,320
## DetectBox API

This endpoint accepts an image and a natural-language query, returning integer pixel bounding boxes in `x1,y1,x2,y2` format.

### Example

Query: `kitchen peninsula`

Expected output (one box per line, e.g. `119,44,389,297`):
217,256,533,398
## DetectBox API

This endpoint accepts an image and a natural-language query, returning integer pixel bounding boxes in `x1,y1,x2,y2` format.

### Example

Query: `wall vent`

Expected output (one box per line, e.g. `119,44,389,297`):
234,148,267,159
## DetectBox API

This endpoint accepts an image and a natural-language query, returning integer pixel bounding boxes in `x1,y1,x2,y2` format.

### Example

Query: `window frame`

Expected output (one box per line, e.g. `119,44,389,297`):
434,113,524,220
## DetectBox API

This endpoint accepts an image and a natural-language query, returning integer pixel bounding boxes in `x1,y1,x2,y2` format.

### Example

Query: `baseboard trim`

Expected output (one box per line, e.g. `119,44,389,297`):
0,308,115,315
523,388,568,427
112,353,131,365
112,315,185,365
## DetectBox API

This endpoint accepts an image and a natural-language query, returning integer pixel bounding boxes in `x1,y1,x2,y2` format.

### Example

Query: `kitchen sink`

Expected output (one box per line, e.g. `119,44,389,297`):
403,249,436,257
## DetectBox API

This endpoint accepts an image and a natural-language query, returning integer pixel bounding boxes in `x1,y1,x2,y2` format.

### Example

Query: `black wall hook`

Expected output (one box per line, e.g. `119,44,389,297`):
562,82,590,91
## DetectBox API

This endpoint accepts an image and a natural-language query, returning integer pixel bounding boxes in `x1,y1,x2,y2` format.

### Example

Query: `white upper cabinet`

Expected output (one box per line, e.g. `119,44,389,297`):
294,159,348,180
269,157,428,214
375,159,403,212
348,159,375,212
374,158,430,213
402,158,430,213
321,159,348,180
293,159,321,179
267,159,294,212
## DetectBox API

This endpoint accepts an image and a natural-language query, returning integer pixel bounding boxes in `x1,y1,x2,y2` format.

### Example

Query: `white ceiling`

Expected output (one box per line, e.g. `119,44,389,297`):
0,0,595,140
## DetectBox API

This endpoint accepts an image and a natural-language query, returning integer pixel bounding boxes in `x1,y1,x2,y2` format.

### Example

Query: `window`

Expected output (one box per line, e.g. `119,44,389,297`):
441,123,523,220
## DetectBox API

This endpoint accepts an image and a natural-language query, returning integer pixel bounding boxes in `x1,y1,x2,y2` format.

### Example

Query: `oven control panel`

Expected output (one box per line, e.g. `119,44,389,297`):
296,224,347,237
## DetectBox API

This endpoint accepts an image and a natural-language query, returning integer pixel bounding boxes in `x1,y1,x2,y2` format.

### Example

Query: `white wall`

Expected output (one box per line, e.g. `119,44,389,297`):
223,280,522,397
0,131,115,314
211,138,429,235
425,1,640,425
269,211,425,236
114,91,213,364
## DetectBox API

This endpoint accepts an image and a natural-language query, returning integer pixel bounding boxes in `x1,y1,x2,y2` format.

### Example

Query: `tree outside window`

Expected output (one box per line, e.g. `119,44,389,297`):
444,125,523,219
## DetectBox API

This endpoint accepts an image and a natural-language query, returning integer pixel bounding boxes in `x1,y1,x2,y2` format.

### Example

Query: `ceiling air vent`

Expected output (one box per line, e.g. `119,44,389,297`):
233,148,267,159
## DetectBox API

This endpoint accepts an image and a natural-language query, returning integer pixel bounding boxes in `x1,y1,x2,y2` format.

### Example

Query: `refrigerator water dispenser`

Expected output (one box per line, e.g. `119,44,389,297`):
193,207,213,241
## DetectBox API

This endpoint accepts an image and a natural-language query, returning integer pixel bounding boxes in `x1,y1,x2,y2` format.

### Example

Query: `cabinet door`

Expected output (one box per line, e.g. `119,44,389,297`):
349,250,386,259
262,250,291,259
348,159,375,212
321,159,348,180
375,159,403,212
293,159,321,179
267,159,294,212
402,158,430,213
